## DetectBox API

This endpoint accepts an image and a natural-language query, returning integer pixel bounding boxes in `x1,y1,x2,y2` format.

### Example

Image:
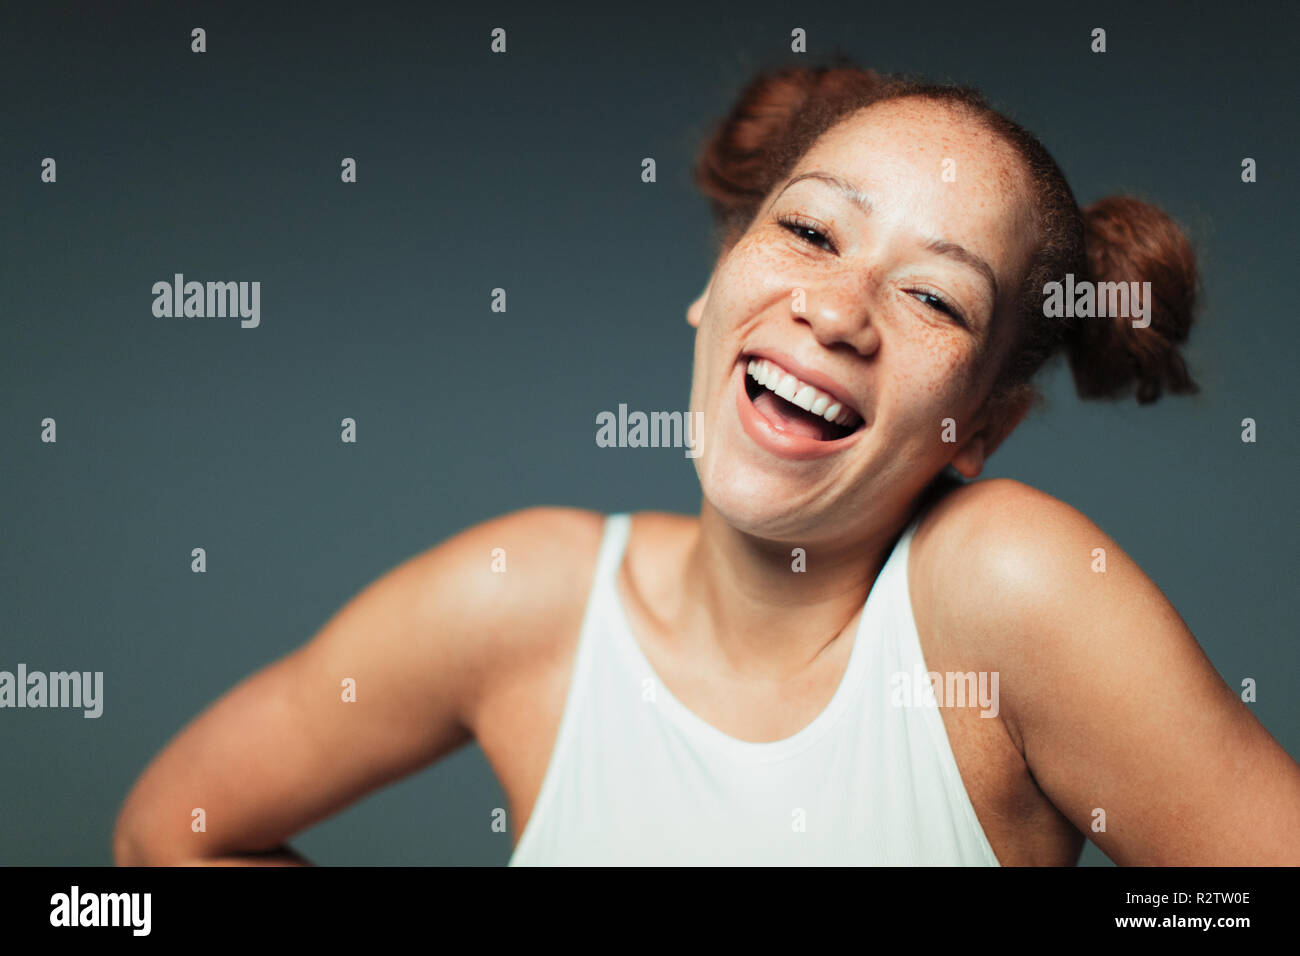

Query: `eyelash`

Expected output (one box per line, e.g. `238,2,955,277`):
908,287,966,326
776,213,968,327
778,214,837,253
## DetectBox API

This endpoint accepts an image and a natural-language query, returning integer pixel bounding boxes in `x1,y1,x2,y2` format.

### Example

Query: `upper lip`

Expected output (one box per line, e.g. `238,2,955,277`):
742,347,865,420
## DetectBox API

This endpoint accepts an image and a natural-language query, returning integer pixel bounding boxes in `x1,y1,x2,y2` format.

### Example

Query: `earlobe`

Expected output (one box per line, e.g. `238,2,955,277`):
686,298,702,328
951,388,1033,478
687,270,717,328
950,435,986,479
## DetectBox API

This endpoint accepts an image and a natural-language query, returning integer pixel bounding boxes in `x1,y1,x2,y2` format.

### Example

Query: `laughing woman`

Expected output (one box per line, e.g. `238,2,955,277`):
113,64,1300,866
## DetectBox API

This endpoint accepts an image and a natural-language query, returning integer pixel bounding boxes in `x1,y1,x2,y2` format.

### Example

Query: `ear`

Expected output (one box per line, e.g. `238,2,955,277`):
686,273,713,329
949,386,1033,479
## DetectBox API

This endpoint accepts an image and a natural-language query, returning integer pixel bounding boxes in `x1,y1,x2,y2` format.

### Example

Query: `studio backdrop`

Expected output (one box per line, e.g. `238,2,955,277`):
2,0,1296,865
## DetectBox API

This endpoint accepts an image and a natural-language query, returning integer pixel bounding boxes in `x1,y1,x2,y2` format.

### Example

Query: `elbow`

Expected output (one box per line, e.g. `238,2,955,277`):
113,820,192,867
112,816,146,867
113,807,183,867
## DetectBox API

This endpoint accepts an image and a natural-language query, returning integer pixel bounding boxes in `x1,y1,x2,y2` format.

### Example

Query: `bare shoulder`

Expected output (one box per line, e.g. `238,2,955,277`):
909,478,1300,863
908,476,1173,745
911,476,1105,576
910,476,1129,627
422,505,608,620
421,505,608,695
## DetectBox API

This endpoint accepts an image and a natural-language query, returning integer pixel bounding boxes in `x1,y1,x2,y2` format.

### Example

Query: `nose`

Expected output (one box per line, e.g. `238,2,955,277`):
791,268,881,357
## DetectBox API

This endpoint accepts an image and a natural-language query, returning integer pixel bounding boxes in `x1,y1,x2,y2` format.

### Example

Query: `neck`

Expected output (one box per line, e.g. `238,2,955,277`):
673,500,915,680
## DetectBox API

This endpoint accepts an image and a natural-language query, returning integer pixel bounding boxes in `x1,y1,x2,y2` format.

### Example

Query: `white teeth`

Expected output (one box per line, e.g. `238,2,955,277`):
745,356,862,428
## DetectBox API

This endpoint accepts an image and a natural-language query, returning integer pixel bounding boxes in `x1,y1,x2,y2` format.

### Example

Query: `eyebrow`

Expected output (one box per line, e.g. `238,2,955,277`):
771,170,1000,304
773,171,873,215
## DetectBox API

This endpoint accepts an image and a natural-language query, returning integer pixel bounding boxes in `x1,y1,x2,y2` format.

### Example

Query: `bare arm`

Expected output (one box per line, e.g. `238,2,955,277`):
933,479,1300,864
112,507,600,866
176,846,313,867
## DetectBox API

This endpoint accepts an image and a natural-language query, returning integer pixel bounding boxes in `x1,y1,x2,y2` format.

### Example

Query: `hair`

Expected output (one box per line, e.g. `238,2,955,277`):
692,61,1199,408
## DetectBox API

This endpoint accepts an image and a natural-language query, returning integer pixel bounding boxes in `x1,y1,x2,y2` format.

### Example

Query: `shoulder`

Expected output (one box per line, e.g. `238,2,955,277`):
908,477,1174,743
913,474,1093,545
910,476,1118,614
909,475,1161,646
908,480,1300,864
429,505,608,574
398,506,609,707
417,505,608,628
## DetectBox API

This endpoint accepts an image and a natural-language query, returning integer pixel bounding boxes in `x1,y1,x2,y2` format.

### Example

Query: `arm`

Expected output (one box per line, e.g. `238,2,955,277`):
175,846,313,867
112,506,600,866
933,479,1300,865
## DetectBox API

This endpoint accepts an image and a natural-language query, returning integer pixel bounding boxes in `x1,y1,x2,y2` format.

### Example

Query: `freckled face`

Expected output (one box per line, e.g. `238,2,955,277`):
686,96,1039,543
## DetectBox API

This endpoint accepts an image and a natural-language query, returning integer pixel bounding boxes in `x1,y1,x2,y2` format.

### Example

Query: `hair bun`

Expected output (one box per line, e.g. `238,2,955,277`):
693,63,882,245
1067,196,1200,404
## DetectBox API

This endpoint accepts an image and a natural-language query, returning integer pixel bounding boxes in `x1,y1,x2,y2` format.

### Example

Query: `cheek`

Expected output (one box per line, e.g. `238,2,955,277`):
705,241,796,333
884,325,982,426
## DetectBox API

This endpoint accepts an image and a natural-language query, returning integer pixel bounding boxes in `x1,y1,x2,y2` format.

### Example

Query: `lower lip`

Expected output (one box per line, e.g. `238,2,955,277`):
734,358,865,461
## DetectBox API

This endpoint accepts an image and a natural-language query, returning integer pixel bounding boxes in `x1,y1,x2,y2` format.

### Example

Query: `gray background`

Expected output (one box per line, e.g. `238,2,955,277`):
2,0,1295,866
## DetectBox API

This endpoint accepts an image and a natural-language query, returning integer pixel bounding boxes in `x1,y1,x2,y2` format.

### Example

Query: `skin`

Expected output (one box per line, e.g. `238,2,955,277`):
112,98,1300,867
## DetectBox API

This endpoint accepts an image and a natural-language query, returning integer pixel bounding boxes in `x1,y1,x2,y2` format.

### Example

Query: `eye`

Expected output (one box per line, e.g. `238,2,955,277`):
908,289,968,327
777,214,836,254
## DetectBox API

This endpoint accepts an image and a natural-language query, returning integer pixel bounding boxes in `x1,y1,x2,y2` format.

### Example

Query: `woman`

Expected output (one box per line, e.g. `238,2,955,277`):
112,64,1300,866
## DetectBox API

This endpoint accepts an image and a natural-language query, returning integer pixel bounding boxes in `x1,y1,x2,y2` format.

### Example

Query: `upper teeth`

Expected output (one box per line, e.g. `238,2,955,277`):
746,358,861,427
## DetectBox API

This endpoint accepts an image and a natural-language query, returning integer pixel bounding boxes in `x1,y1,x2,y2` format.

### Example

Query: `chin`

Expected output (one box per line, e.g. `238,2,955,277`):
693,441,846,542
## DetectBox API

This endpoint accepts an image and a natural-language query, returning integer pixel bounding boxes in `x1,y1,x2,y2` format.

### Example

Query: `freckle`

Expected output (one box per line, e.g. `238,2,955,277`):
912,327,971,393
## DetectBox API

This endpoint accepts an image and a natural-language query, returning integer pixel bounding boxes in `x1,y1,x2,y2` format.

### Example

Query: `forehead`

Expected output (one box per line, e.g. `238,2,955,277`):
788,96,1037,258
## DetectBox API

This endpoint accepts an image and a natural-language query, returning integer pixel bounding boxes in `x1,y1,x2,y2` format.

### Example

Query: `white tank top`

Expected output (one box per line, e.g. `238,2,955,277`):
508,510,1000,866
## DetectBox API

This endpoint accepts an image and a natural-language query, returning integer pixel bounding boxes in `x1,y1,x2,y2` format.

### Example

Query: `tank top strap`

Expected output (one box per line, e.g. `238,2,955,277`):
588,513,633,609
506,512,634,864
570,512,634,662
598,513,633,574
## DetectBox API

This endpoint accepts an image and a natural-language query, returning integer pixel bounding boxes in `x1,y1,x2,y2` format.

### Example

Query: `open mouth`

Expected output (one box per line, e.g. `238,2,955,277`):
742,355,864,442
